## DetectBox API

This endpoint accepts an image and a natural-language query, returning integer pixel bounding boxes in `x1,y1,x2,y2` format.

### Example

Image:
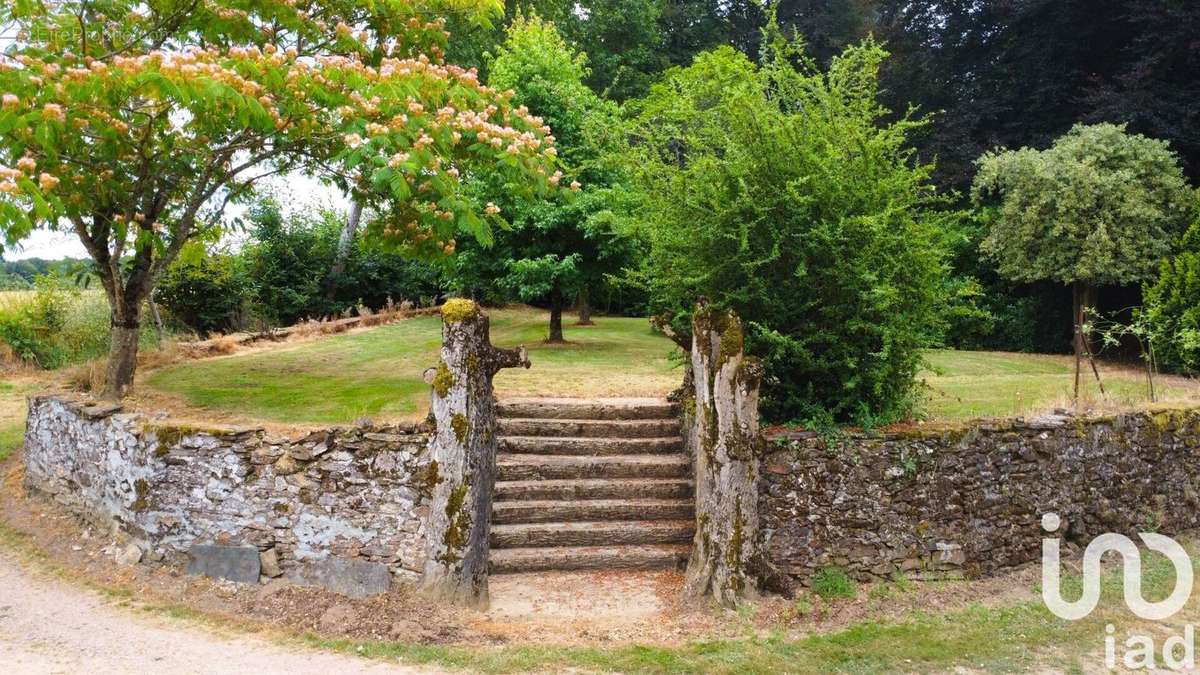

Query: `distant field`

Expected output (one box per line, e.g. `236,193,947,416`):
0,289,164,371
142,308,683,426
134,310,1199,426
0,290,37,312
0,288,107,309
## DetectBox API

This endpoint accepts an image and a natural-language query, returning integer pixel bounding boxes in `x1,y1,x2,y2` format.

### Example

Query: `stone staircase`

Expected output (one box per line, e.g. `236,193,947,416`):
489,398,694,573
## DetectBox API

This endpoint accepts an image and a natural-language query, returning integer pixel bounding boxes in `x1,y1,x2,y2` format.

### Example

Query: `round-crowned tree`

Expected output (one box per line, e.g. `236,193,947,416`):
625,34,947,425
973,123,1194,361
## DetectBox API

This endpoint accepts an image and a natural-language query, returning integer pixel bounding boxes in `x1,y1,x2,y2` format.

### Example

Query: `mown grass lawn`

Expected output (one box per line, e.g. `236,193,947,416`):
143,308,683,425
139,309,1198,426
922,349,1200,420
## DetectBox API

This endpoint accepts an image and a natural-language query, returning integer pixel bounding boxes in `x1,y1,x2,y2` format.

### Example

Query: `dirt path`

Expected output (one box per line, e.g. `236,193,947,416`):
0,550,433,675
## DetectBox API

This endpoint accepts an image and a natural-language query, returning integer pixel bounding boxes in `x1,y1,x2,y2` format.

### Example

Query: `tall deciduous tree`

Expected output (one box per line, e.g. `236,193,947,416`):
452,15,636,342
874,0,1200,192
973,123,1193,365
558,0,666,101
0,0,558,398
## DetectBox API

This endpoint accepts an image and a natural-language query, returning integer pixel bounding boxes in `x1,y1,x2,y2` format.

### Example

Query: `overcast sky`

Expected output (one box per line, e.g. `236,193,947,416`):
4,174,349,260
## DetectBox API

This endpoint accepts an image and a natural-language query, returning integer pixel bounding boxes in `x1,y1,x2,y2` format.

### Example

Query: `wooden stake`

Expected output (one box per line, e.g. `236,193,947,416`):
1081,328,1106,397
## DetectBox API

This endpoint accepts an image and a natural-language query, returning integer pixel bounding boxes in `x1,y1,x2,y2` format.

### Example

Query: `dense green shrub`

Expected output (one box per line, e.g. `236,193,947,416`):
242,204,339,326
938,211,1073,353
330,246,445,310
1142,220,1200,374
156,250,252,336
0,311,63,367
240,202,445,327
623,34,947,425
0,277,71,367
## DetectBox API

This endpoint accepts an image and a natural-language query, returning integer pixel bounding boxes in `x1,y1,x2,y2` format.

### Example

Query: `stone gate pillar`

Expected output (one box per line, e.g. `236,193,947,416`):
682,300,765,606
419,299,529,608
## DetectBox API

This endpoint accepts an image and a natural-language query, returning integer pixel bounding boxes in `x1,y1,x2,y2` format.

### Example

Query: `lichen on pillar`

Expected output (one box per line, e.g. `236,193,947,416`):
419,299,529,608
682,300,765,606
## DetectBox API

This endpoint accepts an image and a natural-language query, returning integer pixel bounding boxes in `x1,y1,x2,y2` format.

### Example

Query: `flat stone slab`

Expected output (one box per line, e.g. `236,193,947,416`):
185,545,261,584
289,557,391,598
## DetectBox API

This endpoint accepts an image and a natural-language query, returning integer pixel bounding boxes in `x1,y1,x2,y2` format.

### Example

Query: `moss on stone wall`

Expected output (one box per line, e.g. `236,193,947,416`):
451,413,469,444
441,298,479,324
718,316,744,366
420,460,441,493
431,360,454,398
132,478,150,511
145,422,235,457
438,481,471,564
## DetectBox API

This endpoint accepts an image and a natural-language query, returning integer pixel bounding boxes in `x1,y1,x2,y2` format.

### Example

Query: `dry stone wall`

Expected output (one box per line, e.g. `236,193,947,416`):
23,394,433,587
26,390,1200,596
760,408,1200,583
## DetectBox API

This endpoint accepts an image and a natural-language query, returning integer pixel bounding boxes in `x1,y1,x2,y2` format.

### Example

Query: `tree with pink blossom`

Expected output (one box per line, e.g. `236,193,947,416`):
0,0,559,397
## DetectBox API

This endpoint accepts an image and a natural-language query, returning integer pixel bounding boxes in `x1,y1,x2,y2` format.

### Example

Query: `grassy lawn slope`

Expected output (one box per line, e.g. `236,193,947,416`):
138,309,1198,426
143,308,682,425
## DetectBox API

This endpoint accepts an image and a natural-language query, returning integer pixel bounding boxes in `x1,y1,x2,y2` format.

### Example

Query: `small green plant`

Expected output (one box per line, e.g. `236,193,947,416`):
812,567,857,600
897,450,920,477
889,571,915,593
869,572,916,601
797,407,850,450
1141,510,1165,533
793,595,814,618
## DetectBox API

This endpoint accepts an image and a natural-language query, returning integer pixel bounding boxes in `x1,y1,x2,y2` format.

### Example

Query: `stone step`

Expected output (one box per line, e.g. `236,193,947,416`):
492,498,695,524
499,436,683,456
494,478,695,501
490,544,691,573
491,520,695,548
497,398,676,421
497,454,691,481
497,417,681,439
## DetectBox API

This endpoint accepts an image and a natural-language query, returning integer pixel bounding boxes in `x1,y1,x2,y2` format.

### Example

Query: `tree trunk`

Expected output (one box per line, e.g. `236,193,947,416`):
103,306,143,400
148,295,165,343
682,301,764,607
576,286,594,326
547,290,565,343
1071,282,1099,402
419,299,530,608
325,200,363,300
1071,282,1097,357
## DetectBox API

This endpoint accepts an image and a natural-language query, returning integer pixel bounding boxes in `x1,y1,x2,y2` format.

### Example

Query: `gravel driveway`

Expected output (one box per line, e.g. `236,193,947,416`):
0,551,435,674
